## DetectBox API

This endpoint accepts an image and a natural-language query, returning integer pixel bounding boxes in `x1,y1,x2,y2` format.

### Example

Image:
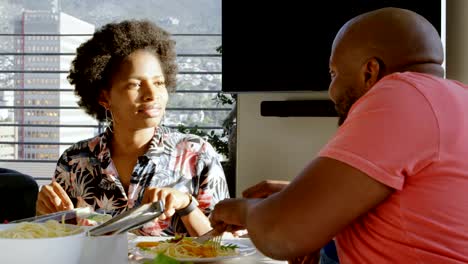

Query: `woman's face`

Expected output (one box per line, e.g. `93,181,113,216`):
101,49,169,131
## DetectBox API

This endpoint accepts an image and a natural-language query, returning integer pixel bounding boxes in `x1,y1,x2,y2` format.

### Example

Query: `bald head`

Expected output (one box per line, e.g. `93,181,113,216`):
328,7,444,126
332,7,444,77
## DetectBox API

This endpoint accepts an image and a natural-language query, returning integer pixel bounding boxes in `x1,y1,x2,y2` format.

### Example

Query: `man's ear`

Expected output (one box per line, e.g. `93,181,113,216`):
362,57,382,90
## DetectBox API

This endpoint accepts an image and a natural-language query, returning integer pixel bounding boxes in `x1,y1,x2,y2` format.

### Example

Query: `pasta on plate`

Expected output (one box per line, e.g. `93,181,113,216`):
136,236,239,259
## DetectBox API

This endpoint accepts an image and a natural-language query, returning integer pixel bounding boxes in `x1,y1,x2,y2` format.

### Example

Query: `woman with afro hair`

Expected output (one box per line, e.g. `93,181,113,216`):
36,19,230,236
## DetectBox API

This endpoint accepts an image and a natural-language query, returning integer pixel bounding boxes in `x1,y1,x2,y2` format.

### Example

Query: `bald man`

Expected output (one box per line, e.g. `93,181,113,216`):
209,7,468,264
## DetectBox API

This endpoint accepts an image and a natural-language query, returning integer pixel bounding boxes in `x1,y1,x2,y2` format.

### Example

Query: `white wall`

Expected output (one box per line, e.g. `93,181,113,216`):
445,0,468,83
235,0,468,197
236,92,337,197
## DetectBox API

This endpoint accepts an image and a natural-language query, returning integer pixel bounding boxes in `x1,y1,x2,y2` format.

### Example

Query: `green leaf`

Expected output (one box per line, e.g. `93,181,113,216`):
220,243,239,251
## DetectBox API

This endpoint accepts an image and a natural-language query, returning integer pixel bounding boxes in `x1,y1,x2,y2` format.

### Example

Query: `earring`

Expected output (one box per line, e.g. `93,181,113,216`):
104,108,114,133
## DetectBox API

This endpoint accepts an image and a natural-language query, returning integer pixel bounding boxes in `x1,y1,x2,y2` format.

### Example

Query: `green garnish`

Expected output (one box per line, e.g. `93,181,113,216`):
220,243,239,250
168,233,186,243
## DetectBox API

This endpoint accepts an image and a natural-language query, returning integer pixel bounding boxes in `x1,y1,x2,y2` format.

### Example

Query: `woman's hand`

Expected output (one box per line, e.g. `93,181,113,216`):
142,187,191,220
36,182,74,215
242,180,290,198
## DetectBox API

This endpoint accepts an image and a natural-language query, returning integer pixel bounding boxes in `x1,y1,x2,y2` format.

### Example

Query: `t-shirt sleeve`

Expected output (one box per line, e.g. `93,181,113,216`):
319,77,439,190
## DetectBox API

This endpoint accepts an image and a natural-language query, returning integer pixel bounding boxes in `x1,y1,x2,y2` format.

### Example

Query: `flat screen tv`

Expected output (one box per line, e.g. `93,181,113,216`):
222,0,442,93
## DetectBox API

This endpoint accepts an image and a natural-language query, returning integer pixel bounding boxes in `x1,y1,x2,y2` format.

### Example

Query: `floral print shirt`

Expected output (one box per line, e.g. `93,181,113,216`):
53,125,230,236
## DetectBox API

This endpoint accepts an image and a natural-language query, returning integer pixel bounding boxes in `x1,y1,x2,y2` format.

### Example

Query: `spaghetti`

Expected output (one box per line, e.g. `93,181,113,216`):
136,236,239,259
0,220,83,239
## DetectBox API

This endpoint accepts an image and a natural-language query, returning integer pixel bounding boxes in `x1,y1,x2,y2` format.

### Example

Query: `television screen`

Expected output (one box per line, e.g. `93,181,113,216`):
222,0,442,93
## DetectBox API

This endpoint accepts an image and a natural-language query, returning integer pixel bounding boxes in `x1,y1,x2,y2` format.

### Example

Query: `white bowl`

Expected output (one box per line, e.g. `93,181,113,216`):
80,232,128,264
0,223,86,264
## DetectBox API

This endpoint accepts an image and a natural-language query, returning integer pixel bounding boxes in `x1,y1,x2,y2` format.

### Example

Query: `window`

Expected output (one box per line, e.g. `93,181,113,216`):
0,1,226,184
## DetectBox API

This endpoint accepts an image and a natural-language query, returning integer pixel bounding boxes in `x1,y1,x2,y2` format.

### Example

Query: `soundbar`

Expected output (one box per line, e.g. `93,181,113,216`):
260,100,337,117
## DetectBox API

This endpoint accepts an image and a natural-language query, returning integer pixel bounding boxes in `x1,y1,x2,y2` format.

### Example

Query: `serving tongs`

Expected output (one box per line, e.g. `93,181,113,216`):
88,200,164,236
10,207,93,223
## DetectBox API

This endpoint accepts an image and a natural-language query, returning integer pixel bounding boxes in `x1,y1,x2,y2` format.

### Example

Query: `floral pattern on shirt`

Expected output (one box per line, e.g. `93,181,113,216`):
53,125,230,236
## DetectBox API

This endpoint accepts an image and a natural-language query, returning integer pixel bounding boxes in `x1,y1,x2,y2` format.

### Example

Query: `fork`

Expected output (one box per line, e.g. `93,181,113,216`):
210,233,222,251
194,229,223,250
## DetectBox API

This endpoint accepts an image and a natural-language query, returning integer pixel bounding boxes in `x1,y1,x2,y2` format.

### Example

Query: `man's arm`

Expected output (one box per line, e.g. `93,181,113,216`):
242,180,290,198
246,157,393,260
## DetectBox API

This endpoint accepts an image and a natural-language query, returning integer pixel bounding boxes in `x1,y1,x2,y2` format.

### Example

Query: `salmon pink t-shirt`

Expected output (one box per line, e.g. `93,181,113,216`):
319,72,468,263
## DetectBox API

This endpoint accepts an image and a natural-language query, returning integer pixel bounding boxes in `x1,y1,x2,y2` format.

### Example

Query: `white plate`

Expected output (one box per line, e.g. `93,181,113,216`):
128,236,257,262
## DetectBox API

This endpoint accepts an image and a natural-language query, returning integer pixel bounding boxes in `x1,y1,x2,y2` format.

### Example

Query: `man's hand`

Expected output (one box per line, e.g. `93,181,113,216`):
209,198,250,233
209,198,264,235
36,182,74,215
142,187,191,220
242,180,290,198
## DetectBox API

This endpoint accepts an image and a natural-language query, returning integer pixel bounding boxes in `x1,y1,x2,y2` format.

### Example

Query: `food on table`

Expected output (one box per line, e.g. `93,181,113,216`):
136,235,239,259
0,220,83,239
